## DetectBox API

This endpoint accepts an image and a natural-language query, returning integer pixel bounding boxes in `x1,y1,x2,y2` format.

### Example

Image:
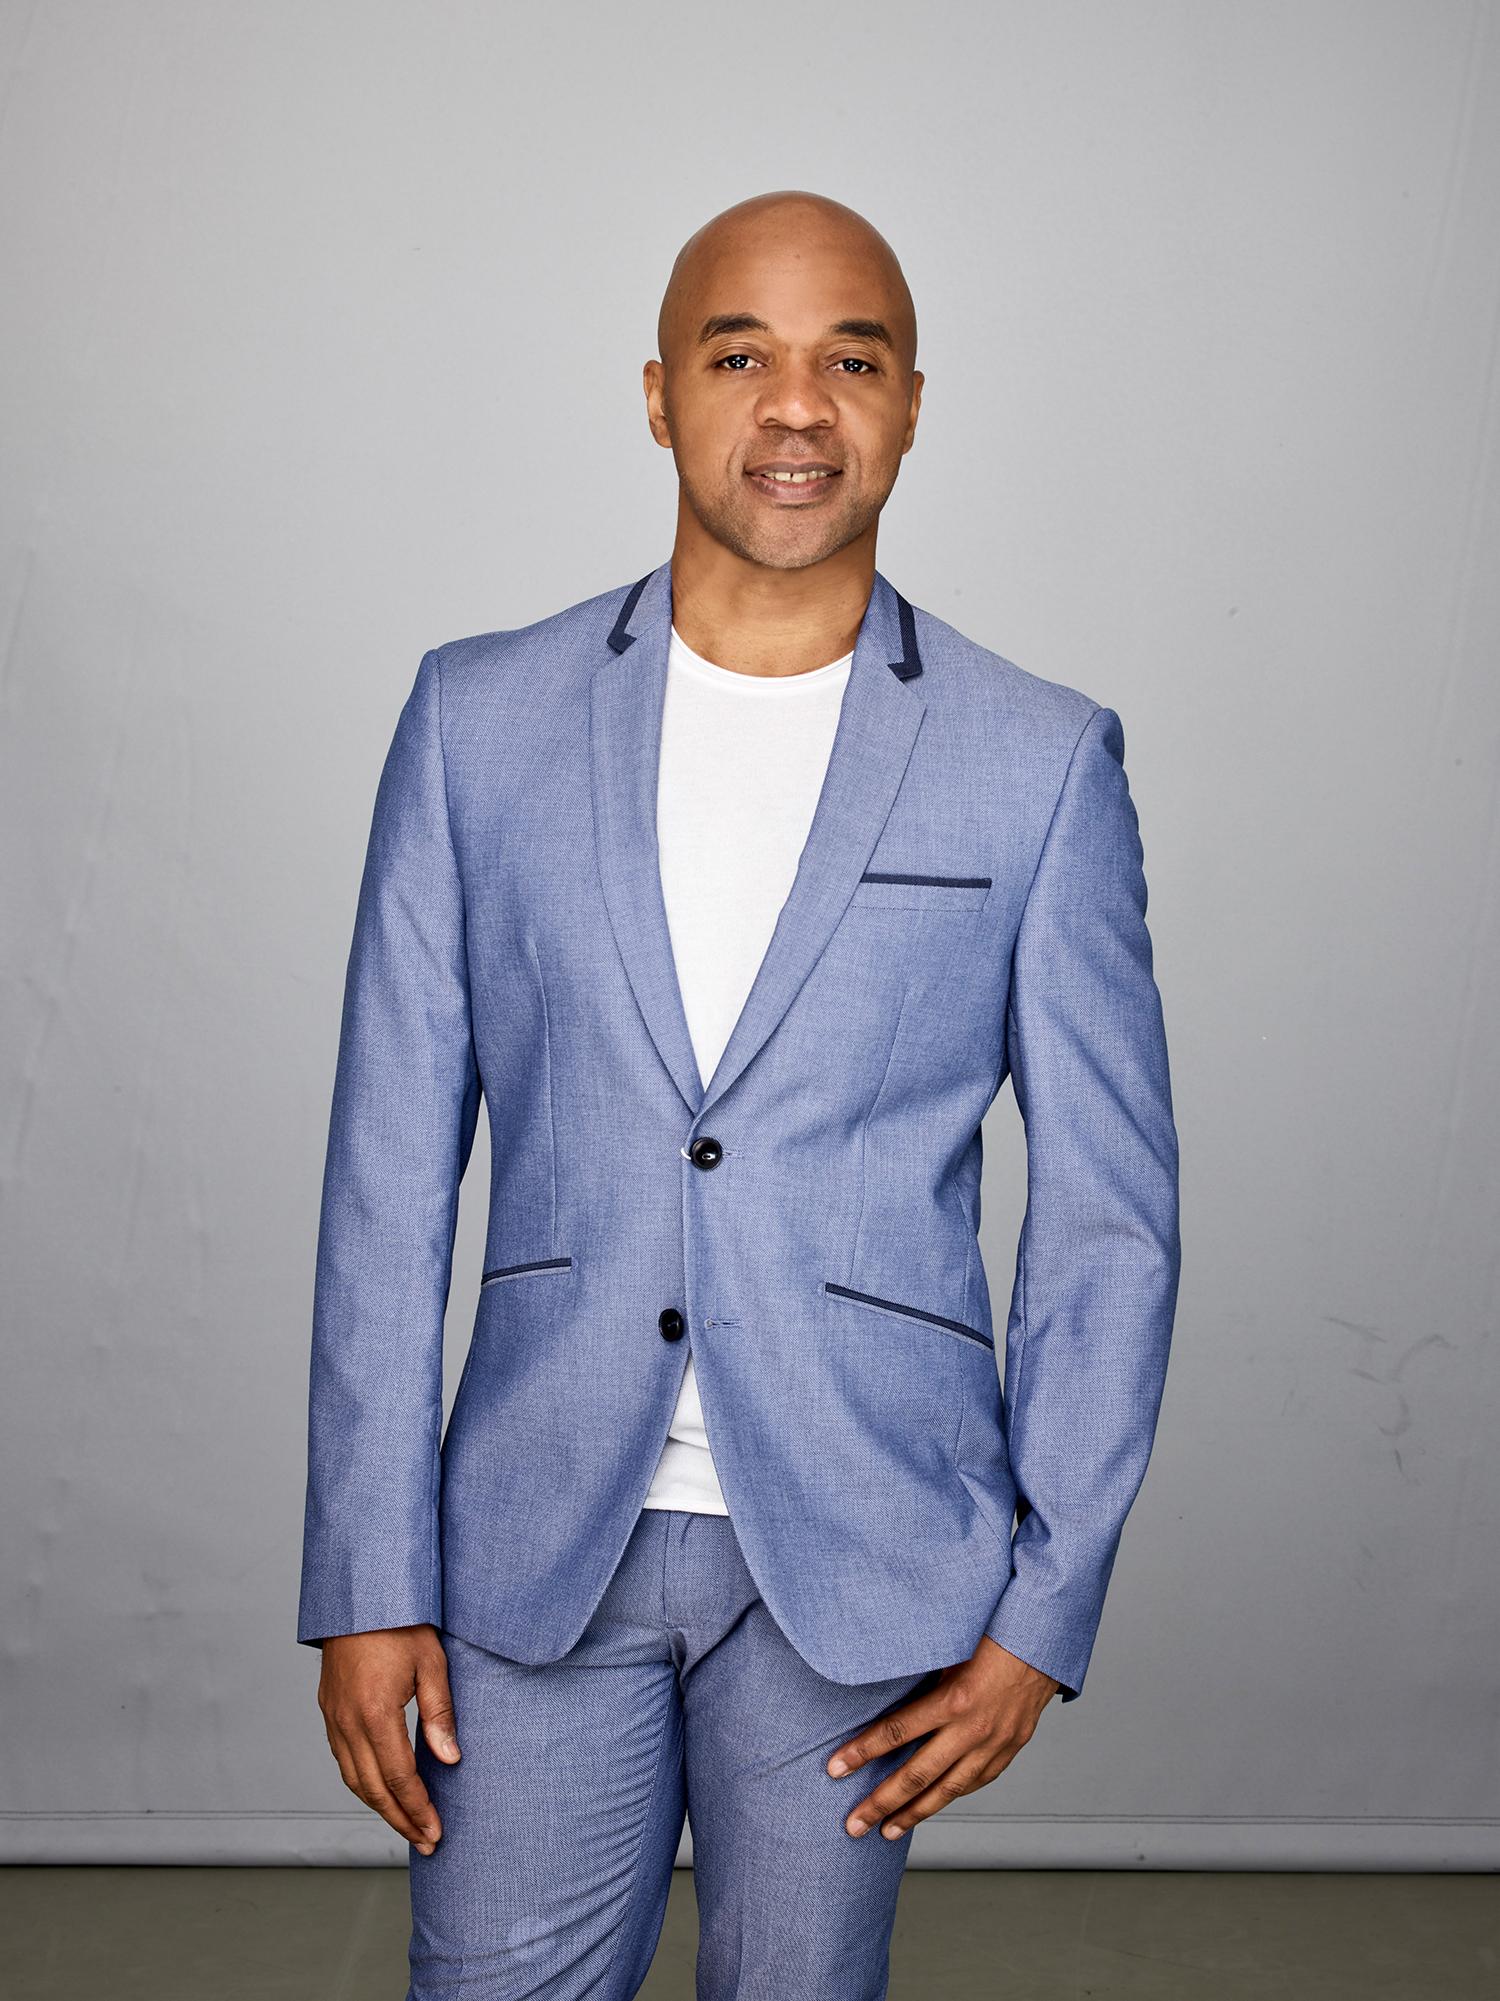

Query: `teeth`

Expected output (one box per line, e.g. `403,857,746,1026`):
761,469,832,483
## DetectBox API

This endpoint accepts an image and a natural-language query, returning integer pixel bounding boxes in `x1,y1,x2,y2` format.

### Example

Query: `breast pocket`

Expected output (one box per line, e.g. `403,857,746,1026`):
849,870,993,913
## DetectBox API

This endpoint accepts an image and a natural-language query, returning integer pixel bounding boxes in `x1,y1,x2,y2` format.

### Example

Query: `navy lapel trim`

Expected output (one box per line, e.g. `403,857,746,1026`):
889,590,922,680
589,560,928,1122
606,566,924,684
605,573,652,654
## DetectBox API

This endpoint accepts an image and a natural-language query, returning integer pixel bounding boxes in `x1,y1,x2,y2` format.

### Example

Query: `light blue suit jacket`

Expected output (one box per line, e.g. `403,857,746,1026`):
297,560,1180,1701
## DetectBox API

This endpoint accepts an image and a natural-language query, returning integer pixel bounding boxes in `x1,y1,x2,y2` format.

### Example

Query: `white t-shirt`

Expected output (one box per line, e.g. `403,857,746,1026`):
640,623,854,1515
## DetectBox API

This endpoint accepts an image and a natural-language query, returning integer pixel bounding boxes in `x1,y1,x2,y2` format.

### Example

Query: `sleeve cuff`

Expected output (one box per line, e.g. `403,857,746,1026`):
982,1593,1090,1703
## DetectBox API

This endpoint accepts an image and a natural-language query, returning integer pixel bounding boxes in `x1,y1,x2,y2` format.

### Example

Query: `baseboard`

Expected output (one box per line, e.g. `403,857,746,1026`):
3,1813,1496,1871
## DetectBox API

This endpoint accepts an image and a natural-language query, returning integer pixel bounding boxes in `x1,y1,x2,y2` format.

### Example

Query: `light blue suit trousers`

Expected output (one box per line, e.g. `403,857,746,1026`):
406,1509,936,2001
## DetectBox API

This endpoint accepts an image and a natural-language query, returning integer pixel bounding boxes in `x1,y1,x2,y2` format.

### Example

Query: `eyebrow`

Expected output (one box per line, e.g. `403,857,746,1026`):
696,312,895,352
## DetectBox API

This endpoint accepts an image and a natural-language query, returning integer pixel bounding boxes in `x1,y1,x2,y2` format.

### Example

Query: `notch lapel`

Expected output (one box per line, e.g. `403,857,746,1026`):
588,558,928,1124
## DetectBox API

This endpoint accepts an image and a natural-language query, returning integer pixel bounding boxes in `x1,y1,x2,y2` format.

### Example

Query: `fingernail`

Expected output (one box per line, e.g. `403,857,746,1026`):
827,1757,848,1776
847,1818,867,1836
882,1824,905,1840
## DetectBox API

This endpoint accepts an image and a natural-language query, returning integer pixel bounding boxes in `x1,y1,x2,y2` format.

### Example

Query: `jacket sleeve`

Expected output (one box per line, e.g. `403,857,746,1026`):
296,650,482,1647
983,702,1181,1701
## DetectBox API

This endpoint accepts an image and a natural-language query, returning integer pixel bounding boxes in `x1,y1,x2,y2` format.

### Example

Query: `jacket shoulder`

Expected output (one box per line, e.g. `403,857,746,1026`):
911,600,1104,745
420,575,641,693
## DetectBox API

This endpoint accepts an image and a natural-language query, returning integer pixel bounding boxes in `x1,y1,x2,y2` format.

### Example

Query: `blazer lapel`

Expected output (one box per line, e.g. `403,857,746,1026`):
590,561,706,1116
589,558,928,1124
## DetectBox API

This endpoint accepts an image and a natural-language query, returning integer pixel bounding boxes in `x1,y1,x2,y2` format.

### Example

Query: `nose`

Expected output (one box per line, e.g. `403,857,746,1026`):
753,356,838,432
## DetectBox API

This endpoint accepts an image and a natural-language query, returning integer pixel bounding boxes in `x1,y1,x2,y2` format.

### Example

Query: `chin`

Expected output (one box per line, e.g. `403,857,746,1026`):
732,513,866,573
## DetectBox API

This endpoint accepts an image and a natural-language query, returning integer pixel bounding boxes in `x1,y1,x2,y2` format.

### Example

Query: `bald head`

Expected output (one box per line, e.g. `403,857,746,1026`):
656,190,918,378
642,189,924,573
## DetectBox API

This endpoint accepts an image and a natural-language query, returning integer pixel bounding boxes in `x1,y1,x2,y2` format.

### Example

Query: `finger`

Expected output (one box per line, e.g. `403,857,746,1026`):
415,1646,461,1763
842,1729,971,1837
346,1737,435,1851
874,1749,999,1839
826,1686,949,1778
324,1720,363,1802
347,1721,440,1852
367,1712,445,1848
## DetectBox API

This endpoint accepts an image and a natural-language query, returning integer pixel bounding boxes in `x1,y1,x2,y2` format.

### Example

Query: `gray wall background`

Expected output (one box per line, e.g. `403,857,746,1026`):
2,0,1496,1869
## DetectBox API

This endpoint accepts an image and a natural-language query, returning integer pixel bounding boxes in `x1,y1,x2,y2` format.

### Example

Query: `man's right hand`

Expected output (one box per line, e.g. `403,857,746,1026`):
316,1624,461,1854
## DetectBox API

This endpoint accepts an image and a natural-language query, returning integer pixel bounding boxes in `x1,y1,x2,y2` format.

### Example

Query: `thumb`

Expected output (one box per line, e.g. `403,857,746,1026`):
416,1648,461,1763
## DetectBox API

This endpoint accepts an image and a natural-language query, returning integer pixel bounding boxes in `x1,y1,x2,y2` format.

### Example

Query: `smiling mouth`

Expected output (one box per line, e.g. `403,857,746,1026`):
745,464,842,503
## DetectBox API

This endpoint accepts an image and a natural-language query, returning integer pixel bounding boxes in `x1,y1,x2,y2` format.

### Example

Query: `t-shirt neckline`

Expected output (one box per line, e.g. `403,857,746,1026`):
668,624,854,692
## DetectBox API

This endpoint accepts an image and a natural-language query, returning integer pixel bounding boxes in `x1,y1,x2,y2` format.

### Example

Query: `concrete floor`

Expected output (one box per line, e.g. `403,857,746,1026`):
1,1866,1495,1998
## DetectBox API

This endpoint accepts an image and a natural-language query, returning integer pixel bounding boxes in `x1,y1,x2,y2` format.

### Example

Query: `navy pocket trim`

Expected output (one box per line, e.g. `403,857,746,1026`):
480,1256,573,1285
824,1281,994,1349
859,871,992,889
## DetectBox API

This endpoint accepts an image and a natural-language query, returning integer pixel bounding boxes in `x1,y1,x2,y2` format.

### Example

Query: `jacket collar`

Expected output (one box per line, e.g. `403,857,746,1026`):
589,558,927,1121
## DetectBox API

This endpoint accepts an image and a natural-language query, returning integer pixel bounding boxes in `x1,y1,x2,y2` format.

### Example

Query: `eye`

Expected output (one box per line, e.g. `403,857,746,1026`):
836,357,877,374
715,353,757,370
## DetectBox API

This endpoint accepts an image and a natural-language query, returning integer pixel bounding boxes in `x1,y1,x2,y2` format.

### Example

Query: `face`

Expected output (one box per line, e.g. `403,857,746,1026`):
644,221,923,571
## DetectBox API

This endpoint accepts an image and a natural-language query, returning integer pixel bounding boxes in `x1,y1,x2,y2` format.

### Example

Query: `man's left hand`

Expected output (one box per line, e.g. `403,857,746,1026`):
826,1636,1061,1840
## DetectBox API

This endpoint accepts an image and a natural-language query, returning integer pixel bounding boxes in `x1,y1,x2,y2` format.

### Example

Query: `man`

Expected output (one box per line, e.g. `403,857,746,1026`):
298,189,1180,1999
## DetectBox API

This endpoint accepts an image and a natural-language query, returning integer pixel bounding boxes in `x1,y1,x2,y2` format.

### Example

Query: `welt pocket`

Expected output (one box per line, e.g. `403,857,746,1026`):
852,871,992,911
824,1280,994,1350
480,1256,573,1287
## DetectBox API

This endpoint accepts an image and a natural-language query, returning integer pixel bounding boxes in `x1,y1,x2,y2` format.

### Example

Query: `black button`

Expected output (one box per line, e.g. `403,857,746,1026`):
688,1135,723,1170
658,1307,684,1341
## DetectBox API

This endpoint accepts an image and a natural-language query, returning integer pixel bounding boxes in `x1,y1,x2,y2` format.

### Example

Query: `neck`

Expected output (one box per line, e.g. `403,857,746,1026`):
667,516,876,678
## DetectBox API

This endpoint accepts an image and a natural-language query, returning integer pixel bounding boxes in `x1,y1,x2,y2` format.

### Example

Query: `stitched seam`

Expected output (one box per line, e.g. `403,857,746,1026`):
529,933,559,1253
583,1662,678,1993
847,976,913,1281
1011,1237,1031,1463
1013,700,1105,928
429,646,471,990
610,1696,678,1955
825,1281,993,1348
427,647,469,1624
1003,703,1105,1458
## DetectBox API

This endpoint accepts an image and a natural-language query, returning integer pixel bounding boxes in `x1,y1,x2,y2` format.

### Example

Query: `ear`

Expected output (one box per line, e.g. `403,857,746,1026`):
902,371,924,453
643,358,672,447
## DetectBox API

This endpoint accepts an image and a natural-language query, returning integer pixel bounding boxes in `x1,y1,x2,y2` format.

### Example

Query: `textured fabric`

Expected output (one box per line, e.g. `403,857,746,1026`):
297,559,1181,1702
643,623,852,1516
405,1509,932,2000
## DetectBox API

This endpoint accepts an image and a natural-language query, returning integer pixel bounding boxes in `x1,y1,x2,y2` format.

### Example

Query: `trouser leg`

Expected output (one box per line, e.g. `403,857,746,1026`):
666,1513,939,2001
406,1515,687,2000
